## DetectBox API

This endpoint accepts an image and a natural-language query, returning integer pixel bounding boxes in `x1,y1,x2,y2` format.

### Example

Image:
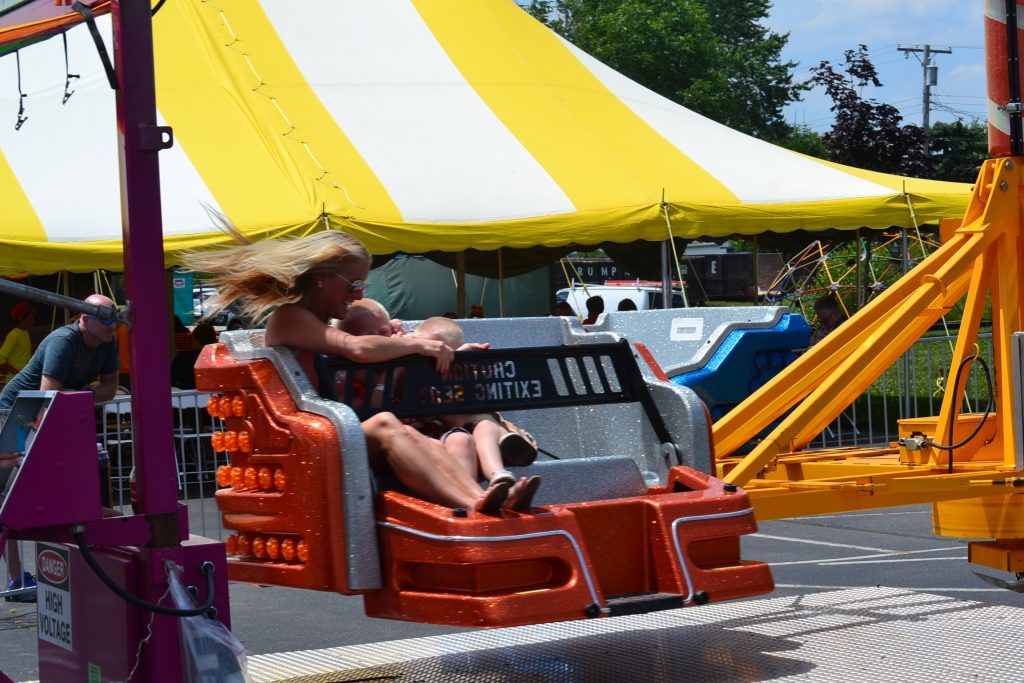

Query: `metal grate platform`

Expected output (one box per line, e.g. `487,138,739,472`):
247,587,1024,681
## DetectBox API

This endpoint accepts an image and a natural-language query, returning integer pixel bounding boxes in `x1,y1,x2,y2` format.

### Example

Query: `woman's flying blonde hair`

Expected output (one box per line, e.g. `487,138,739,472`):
182,229,371,324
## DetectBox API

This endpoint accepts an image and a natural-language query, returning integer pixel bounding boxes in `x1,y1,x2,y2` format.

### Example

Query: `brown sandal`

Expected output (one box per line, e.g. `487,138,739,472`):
475,480,512,516
506,475,542,512
499,431,538,467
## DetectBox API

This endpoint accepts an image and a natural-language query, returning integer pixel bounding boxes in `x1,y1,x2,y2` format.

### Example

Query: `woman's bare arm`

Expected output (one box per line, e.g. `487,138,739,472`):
266,304,454,371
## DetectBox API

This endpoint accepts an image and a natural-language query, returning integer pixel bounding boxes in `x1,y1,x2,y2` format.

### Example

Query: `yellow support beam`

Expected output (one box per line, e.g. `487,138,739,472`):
712,232,968,458
932,248,993,463
725,231,991,487
708,157,1024,546
747,468,1017,521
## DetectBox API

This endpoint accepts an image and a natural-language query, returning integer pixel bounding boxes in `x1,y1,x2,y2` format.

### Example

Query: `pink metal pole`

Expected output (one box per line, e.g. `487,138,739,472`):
111,1,186,678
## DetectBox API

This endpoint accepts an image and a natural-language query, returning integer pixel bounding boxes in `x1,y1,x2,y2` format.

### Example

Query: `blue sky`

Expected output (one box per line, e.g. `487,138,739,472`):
764,1,987,131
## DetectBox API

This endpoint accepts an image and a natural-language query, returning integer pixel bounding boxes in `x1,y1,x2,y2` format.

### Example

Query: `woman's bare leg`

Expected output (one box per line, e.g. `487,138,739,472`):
470,420,506,480
361,413,484,509
441,430,478,479
5,541,21,579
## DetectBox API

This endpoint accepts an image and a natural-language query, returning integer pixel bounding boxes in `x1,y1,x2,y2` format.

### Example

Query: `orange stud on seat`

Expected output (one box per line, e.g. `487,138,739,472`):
215,465,231,487
257,467,272,490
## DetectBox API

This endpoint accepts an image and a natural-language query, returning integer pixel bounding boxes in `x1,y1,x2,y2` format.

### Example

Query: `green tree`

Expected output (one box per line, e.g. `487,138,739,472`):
525,0,806,142
775,125,828,159
928,120,987,182
811,46,928,176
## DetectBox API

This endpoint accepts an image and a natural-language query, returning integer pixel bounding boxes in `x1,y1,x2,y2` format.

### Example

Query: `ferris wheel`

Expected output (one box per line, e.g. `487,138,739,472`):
763,229,943,324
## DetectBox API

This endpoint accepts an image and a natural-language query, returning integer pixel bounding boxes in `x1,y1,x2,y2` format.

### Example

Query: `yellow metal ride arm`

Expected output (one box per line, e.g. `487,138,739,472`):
712,158,1024,560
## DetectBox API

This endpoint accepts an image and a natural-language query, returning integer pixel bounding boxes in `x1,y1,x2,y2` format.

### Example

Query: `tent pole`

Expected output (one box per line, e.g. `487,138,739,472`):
498,248,505,317
751,236,760,304
660,241,671,309
61,270,71,324
855,228,862,310
456,252,467,318
660,193,689,307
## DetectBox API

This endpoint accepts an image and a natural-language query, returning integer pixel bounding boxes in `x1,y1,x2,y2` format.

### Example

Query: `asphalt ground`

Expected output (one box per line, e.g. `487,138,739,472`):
2,501,1021,682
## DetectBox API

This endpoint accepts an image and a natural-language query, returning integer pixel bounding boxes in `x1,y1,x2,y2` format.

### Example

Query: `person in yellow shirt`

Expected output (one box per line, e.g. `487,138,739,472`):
1,301,34,601
0,302,33,384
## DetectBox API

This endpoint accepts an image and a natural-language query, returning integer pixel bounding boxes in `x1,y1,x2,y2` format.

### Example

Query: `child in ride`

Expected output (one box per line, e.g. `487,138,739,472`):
412,316,539,477
340,307,540,508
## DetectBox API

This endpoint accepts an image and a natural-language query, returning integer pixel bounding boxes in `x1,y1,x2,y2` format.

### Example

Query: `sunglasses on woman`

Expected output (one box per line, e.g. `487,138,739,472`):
334,273,367,293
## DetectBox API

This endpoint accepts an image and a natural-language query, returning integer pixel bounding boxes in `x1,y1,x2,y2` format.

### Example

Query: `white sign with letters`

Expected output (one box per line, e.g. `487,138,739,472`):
669,317,704,342
37,544,72,651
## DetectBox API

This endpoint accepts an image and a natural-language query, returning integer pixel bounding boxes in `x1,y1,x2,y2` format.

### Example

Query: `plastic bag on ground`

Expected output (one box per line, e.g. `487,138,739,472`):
167,562,250,683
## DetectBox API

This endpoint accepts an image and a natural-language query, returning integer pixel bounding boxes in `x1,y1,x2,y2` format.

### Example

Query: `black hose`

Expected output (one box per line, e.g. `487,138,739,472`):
73,528,216,617
928,353,993,474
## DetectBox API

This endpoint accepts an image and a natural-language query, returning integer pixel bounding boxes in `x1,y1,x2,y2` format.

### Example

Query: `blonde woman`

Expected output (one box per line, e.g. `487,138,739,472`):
184,231,521,514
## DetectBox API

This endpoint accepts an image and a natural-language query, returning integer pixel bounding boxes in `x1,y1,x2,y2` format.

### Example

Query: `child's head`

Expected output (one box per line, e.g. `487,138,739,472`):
414,317,464,348
813,295,845,331
342,299,393,336
191,323,218,348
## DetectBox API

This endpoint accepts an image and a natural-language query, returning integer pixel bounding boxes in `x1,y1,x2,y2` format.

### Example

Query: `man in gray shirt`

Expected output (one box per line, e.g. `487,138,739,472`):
0,294,119,411
1,293,119,602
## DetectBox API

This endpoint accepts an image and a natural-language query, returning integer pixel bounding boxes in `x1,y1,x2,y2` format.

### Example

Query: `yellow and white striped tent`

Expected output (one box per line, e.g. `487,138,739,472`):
0,0,972,275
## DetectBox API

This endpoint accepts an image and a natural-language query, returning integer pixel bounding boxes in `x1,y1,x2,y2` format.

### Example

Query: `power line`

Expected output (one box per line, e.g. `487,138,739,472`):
932,93,986,100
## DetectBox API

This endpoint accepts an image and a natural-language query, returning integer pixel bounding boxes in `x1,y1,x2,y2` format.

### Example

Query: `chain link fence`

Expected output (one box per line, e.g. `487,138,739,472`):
3,333,999,547
808,332,995,449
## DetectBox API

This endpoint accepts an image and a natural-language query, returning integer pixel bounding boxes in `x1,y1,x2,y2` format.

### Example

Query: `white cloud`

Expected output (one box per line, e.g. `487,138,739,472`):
946,63,985,81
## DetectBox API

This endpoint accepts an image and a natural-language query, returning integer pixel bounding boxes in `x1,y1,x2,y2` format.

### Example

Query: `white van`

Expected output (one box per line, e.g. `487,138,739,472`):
192,285,219,321
556,280,686,317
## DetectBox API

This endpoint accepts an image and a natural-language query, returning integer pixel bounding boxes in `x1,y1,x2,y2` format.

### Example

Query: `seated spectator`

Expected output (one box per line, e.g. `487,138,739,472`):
551,300,574,317
0,302,34,384
809,295,847,346
171,323,218,389
583,295,605,324
617,298,638,311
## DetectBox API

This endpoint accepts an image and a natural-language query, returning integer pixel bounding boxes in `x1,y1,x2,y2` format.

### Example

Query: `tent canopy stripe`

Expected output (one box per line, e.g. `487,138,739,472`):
0,0,972,276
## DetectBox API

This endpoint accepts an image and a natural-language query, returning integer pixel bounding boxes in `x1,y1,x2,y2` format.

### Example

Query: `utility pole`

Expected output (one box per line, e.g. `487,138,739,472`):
897,44,953,141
